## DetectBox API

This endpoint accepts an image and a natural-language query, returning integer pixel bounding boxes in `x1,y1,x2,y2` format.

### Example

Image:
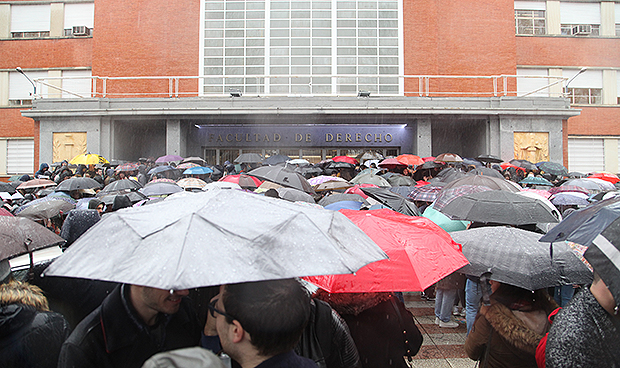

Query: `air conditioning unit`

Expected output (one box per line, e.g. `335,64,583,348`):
571,24,592,35
72,26,90,36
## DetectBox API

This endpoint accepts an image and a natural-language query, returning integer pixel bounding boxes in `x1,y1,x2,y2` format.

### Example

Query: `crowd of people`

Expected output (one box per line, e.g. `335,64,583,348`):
1,153,619,368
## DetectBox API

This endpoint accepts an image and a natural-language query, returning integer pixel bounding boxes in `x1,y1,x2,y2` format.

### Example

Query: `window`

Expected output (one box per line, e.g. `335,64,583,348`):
616,3,620,36
61,70,93,98
515,10,546,35
64,3,95,37
516,68,550,97
9,70,48,105
10,4,51,38
560,2,600,36
6,140,34,175
566,88,601,104
560,24,599,36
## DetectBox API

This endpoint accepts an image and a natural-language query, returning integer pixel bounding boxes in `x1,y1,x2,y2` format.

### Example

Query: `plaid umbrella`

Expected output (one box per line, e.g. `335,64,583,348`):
536,161,568,176
408,185,442,202
549,185,590,195
550,192,590,206
308,175,348,186
115,163,139,172
177,162,200,170
176,178,208,190
433,185,492,210
149,178,176,184
16,179,56,190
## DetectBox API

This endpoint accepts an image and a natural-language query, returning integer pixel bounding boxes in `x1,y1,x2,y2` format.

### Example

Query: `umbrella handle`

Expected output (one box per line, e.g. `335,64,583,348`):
480,272,492,306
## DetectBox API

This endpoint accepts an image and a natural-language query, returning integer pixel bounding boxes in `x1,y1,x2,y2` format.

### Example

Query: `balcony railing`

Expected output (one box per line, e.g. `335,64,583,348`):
29,74,567,99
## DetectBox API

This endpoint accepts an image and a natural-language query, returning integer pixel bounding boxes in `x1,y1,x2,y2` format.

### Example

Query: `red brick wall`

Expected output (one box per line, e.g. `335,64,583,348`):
516,37,620,67
403,0,517,95
0,108,34,137
567,107,620,136
2,38,92,69
92,0,200,96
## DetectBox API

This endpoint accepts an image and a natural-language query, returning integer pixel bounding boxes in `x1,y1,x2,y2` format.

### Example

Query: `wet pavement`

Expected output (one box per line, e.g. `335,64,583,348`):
403,292,476,368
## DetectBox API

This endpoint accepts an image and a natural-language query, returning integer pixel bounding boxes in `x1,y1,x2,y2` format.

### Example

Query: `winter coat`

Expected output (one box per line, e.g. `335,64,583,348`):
545,287,620,367
0,303,71,368
60,209,101,248
35,163,52,179
436,271,466,290
58,284,201,368
465,298,555,368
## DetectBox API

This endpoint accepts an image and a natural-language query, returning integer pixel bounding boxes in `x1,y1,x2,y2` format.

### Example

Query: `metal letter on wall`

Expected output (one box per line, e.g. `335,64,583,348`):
53,132,87,163
513,132,549,163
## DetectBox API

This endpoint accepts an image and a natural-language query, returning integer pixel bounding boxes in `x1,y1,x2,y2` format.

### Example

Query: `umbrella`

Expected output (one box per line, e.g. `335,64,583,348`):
183,166,214,175
561,179,602,192
176,162,200,170
69,153,110,165
550,192,590,206
567,172,585,178
360,187,420,216
324,201,364,211
510,159,538,171
587,172,620,184
501,163,526,173
318,193,368,207
350,173,391,187
476,154,503,164
275,187,315,203
422,205,470,232
115,163,139,173
0,208,13,217
180,156,207,166
377,158,407,170
536,161,568,176
585,217,620,306
314,180,353,192
305,209,469,292
0,182,20,193
287,158,311,166
55,177,102,192
387,174,416,187
13,196,76,215
100,179,142,193
332,156,358,165
139,182,183,197
98,191,148,205
539,197,620,245
234,153,263,164
358,151,384,162
462,158,484,168
520,188,553,199
16,179,56,190
439,190,559,225
308,176,348,186
388,186,417,198
467,167,504,179
176,178,208,190
433,185,494,210
219,174,263,189
435,167,467,183
442,174,520,192
148,165,177,176
407,185,443,202
294,166,323,178
203,181,241,191
396,154,424,166
44,189,387,290
149,178,176,184
452,227,592,290
16,199,75,221
344,184,379,199
0,217,65,261
549,185,590,196
519,176,553,186
435,153,463,163
326,161,356,170
263,154,291,165
155,154,183,164
247,166,315,194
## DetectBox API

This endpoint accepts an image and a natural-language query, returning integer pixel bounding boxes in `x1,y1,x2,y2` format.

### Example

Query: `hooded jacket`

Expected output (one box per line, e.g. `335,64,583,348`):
0,287,71,368
465,296,556,368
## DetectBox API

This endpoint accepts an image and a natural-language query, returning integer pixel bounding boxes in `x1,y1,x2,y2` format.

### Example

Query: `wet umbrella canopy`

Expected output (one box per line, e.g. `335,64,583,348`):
44,189,387,290
0,217,65,260
139,182,183,197
16,199,75,221
452,227,592,290
361,187,420,216
17,179,56,190
247,166,315,194
55,177,102,192
234,153,263,164
100,179,142,193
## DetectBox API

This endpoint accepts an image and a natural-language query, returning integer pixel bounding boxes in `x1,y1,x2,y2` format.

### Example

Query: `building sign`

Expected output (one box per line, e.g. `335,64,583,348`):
194,124,413,148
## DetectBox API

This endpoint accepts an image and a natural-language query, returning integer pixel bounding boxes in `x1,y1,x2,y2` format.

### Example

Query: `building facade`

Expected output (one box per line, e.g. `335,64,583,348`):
1,0,618,176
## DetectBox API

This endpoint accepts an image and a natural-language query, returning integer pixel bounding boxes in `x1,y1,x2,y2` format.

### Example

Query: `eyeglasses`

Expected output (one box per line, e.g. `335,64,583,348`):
208,299,235,321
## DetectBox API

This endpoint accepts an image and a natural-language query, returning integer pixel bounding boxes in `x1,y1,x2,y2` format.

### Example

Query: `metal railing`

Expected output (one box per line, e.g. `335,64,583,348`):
29,74,568,99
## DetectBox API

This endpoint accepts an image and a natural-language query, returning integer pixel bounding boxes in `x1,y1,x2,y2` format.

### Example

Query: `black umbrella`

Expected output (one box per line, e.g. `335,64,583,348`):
148,165,176,176
439,190,559,225
247,166,315,194
98,190,148,205
536,161,568,176
388,186,418,198
418,161,440,169
16,199,75,221
326,161,356,170
476,154,503,164
295,165,323,178
100,179,142,193
436,167,467,183
452,227,592,290
0,217,65,260
55,177,102,192
60,209,101,247
510,159,538,172
467,167,504,179
234,153,263,164
442,174,520,192
585,217,620,307
387,174,416,187
360,187,420,216
263,154,291,165
0,181,22,194
139,182,183,197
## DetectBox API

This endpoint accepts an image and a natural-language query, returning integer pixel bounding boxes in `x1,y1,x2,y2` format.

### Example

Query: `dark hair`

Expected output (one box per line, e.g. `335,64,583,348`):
491,282,551,311
222,279,310,357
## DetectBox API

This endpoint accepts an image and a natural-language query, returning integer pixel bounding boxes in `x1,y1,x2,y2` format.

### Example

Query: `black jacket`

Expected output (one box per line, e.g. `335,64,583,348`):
58,284,201,368
0,304,71,368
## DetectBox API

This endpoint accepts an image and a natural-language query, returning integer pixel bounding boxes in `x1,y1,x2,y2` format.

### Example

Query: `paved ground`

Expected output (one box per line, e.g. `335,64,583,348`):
403,292,477,368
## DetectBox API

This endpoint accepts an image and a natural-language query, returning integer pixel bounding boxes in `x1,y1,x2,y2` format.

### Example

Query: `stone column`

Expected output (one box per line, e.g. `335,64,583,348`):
415,117,432,157
166,119,186,157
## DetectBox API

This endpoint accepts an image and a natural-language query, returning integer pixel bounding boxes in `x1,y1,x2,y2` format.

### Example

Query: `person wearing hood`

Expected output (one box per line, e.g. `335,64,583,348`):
35,163,52,179
0,259,71,368
60,209,101,249
136,165,147,186
111,195,131,211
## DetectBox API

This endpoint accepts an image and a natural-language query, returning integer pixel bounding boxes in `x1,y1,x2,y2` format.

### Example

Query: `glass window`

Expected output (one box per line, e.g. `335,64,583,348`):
515,10,546,35
566,88,602,104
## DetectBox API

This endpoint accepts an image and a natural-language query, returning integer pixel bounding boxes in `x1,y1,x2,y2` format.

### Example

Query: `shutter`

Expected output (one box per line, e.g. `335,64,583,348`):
517,68,549,96
64,3,95,29
617,72,620,98
62,70,92,98
9,71,49,100
562,69,602,88
514,1,545,10
560,2,600,24
10,4,51,32
616,4,620,23
568,137,605,173
6,140,34,175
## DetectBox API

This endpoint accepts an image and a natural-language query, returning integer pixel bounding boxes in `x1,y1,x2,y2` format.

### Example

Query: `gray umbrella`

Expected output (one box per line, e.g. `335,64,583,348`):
247,166,315,194
139,182,183,196
44,189,387,290
0,217,66,260
275,187,315,203
451,227,592,290
16,199,76,221
55,177,102,192
318,193,368,207
467,167,504,179
234,153,263,164
98,190,148,205
387,174,416,187
439,190,560,225
442,174,520,192
361,187,420,216
100,179,142,193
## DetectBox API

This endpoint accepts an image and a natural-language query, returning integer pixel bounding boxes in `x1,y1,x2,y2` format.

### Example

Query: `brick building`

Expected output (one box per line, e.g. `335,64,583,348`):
1,0,618,177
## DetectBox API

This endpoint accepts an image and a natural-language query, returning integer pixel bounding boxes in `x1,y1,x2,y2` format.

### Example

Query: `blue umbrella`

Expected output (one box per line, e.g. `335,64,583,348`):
519,176,553,186
183,166,214,175
324,201,364,211
148,165,176,175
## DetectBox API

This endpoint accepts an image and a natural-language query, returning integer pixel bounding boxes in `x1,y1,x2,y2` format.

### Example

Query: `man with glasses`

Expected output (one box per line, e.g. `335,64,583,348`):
204,279,317,368
57,284,201,368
